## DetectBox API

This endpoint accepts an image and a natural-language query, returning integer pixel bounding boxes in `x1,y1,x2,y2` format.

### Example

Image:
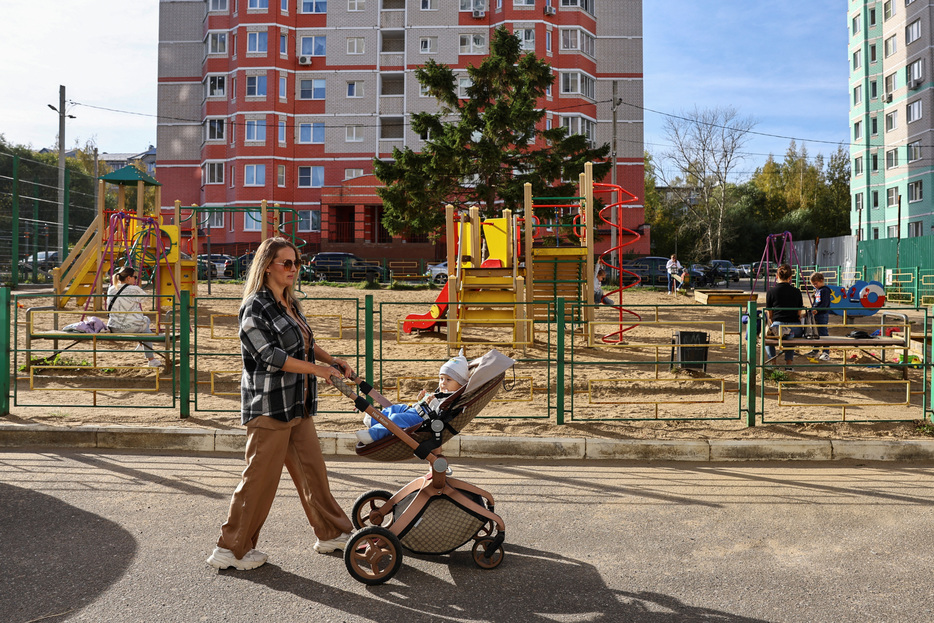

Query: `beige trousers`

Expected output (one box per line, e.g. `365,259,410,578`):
217,415,353,559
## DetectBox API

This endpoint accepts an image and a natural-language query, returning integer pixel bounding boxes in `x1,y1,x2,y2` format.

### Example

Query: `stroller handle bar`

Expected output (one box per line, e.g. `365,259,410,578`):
329,375,447,470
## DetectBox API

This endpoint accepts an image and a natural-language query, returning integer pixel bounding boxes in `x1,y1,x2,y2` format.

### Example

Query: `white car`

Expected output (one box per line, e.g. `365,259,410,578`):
425,261,448,285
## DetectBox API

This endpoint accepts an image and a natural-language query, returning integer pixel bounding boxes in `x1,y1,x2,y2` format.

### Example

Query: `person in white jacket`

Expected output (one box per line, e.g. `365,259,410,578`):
665,254,683,295
107,266,161,367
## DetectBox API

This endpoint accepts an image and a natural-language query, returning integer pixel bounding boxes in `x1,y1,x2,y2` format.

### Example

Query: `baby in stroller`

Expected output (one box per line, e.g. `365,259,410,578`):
355,352,469,445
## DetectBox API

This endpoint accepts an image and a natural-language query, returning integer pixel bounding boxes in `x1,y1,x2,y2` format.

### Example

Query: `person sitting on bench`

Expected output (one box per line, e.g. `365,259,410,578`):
107,266,162,367
765,264,805,370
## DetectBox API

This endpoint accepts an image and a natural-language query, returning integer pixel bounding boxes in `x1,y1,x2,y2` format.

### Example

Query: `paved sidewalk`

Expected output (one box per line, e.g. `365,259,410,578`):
2,422,934,461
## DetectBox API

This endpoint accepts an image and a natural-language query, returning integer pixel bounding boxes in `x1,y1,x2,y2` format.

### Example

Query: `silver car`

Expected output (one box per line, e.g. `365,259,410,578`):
425,261,448,285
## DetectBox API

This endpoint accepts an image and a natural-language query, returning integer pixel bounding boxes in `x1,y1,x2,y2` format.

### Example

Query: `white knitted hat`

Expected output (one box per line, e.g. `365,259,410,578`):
439,351,469,386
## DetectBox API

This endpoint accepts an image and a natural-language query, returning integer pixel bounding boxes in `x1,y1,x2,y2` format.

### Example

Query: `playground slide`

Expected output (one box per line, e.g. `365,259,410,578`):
403,281,452,333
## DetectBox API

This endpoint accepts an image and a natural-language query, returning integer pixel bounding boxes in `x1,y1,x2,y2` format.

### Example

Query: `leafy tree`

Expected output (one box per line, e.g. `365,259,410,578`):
374,26,610,235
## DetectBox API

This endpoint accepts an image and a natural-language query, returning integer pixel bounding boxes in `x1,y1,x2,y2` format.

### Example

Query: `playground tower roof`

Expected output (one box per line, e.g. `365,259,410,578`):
101,165,161,186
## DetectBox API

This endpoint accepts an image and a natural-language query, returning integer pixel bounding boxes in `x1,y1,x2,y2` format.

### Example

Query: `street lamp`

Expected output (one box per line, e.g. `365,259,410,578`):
48,85,76,258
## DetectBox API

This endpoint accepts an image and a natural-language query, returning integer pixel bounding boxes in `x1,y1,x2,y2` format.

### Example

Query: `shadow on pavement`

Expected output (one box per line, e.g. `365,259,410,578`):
0,483,136,623
228,544,767,622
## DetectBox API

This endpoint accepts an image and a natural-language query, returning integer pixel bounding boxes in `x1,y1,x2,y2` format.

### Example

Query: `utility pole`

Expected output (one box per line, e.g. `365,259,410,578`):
56,85,66,254
610,81,622,271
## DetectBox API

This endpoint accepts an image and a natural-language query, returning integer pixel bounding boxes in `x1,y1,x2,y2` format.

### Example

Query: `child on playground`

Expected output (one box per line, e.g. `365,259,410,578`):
355,352,469,444
805,272,832,361
594,267,613,306
106,266,161,367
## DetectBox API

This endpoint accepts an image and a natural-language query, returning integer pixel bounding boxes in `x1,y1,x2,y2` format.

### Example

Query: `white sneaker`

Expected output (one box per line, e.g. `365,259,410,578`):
362,414,373,427
134,343,145,351
818,353,831,361
313,532,351,554
355,429,374,444
147,358,163,367
206,546,267,570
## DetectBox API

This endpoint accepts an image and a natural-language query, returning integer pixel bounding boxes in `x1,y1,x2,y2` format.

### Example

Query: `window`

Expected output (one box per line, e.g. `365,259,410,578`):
546,30,552,53
344,168,364,179
888,225,899,238
870,44,877,64
208,32,227,55
245,119,267,142
278,165,286,187
347,80,364,97
206,75,226,97
349,0,365,9
869,7,876,26
872,190,879,208
872,228,880,240
421,0,437,8
560,71,595,99
854,120,862,140
419,37,438,53
298,166,325,187
380,117,404,140
459,0,486,9
517,28,535,50
280,33,287,55
907,59,923,82
908,221,923,237
279,119,286,142
883,0,893,20
299,122,325,143
244,211,262,231
203,162,224,184
852,49,861,71
345,125,364,142
301,0,327,12
886,149,898,169
908,180,923,202
907,19,921,44
209,0,228,10
854,156,863,175
514,0,534,5
871,152,879,172
300,78,326,99
201,211,224,230
560,115,595,144
458,77,473,98
853,85,862,106
908,99,922,122
459,34,487,54
870,80,878,99
244,164,266,186
871,116,878,135
247,31,268,53
852,14,860,35
301,36,327,56
854,193,863,213
380,74,404,95
560,0,595,15
282,0,288,11
885,73,897,93
279,75,287,99
885,110,897,131
206,118,226,141
298,210,321,232
560,28,595,56
249,0,269,8
347,37,365,54
908,140,921,162
887,187,899,207
884,35,896,58
246,75,267,96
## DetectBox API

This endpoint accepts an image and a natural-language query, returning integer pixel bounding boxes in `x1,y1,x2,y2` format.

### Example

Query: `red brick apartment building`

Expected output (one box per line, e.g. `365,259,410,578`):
156,0,646,260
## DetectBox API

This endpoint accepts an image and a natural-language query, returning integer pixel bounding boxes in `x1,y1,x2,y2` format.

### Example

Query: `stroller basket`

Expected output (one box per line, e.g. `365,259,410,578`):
394,488,491,555
355,371,506,462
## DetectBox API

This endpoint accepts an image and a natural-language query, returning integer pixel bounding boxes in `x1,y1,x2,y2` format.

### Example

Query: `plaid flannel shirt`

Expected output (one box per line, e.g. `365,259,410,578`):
239,288,317,425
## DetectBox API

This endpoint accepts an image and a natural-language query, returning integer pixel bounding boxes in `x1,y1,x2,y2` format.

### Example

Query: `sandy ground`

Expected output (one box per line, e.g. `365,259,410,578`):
6,281,932,441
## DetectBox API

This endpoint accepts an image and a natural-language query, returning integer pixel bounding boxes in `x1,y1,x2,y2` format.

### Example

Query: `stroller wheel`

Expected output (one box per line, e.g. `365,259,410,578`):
344,526,403,586
472,538,504,570
351,489,394,529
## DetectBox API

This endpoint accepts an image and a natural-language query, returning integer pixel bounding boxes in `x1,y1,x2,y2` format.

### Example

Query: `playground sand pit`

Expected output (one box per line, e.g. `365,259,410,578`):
6,283,930,442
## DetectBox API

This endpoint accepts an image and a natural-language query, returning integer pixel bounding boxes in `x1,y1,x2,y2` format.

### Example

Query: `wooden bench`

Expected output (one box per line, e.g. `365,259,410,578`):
762,335,912,378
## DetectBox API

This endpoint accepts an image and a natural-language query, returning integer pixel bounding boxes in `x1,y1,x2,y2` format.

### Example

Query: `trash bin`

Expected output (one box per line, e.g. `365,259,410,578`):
671,331,709,371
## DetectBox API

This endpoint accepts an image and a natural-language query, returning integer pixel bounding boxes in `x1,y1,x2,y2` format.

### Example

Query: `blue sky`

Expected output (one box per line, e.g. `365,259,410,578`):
0,1,848,177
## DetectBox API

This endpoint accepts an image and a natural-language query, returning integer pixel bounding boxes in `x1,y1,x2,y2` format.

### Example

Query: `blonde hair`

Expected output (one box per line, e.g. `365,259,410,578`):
242,237,303,311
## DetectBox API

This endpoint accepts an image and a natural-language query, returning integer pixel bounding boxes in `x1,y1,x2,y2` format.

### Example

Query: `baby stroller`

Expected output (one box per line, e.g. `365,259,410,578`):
329,349,514,585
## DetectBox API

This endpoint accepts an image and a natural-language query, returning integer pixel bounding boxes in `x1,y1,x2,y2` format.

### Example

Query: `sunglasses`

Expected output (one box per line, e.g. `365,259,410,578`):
272,259,302,270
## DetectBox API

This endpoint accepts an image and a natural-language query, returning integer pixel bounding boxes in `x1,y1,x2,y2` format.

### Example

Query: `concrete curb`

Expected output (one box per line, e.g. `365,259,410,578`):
2,424,934,461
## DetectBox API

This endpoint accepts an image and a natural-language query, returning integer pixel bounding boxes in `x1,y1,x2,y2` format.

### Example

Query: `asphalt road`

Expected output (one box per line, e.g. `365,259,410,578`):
1,451,932,623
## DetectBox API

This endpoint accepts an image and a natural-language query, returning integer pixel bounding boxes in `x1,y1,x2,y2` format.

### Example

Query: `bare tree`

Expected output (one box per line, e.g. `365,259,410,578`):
659,106,756,259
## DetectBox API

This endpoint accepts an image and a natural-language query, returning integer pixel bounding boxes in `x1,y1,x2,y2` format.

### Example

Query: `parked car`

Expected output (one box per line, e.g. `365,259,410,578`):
198,254,235,278
709,260,740,282
197,259,218,279
18,251,60,272
620,256,669,286
738,264,753,278
425,261,448,285
308,252,388,282
228,252,255,278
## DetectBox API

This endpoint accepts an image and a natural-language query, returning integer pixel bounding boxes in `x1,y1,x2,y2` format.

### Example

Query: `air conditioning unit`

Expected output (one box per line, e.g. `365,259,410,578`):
884,93,893,102
909,79,923,90
544,5,556,15
472,9,485,18
298,55,312,66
